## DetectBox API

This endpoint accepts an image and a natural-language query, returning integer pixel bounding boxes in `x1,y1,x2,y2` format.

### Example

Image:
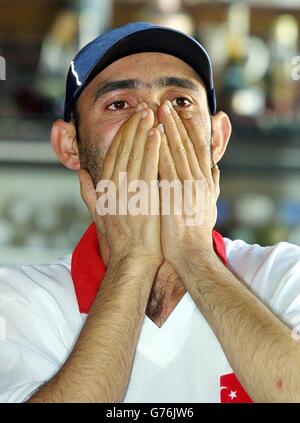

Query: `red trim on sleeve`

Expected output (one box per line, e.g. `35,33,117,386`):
71,224,106,314
212,229,228,267
71,224,228,314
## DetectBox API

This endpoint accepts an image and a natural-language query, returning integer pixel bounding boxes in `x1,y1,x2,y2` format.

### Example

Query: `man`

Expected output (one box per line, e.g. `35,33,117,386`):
1,22,300,403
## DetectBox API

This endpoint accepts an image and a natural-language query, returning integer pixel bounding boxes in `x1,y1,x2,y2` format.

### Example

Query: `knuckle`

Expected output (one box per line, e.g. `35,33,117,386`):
117,146,131,158
105,151,116,162
141,164,151,177
166,160,176,169
200,142,210,152
183,138,194,151
127,152,139,166
175,144,186,155
135,126,149,140
144,140,155,154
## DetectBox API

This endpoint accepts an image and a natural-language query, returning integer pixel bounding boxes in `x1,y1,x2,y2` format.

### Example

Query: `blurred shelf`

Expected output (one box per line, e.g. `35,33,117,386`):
0,139,59,165
119,0,300,7
185,0,300,9
222,144,300,173
0,246,71,266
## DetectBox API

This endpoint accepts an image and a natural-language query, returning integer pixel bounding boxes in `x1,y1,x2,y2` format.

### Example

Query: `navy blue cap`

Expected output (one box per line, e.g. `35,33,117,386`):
64,21,216,121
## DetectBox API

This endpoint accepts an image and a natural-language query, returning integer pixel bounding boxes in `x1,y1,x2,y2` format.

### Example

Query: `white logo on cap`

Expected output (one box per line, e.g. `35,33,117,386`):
71,61,82,86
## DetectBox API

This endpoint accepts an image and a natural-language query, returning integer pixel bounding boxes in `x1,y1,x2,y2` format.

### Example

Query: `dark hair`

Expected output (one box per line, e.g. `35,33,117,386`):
71,102,81,144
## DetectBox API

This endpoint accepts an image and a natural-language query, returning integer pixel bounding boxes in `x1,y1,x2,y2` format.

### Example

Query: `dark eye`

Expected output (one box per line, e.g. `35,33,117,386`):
171,97,191,108
106,100,129,111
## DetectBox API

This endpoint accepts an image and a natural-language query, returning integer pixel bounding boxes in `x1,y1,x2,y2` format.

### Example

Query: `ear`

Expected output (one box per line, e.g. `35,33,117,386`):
51,119,80,170
211,111,232,164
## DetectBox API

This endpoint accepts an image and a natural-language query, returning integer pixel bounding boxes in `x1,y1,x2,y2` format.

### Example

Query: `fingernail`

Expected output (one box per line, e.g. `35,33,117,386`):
163,103,170,114
182,111,192,119
136,104,143,112
158,123,164,134
141,109,148,119
148,128,154,136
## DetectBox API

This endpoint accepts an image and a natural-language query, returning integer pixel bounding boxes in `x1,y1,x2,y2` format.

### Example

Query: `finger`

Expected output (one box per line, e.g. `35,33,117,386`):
158,124,178,182
179,111,212,184
100,126,124,181
212,163,220,198
100,104,146,181
111,106,147,182
77,169,106,235
140,126,161,182
77,168,97,218
167,103,202,181
127,107,155,181
160,100,193,182
158,124,183,217
140,127,161,218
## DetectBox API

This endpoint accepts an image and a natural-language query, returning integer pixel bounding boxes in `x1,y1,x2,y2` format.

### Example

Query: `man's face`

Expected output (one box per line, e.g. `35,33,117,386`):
75,52,212,185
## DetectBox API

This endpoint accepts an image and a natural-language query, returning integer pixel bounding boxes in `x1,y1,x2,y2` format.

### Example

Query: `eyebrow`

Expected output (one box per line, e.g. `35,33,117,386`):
93,76,201,102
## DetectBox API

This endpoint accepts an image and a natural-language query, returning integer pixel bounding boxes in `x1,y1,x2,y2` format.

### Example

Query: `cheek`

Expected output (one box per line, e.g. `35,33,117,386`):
88,117,126,152
193,104,210,125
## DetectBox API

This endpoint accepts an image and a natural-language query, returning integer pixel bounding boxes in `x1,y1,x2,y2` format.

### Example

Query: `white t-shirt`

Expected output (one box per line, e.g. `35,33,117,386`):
1,225,300,403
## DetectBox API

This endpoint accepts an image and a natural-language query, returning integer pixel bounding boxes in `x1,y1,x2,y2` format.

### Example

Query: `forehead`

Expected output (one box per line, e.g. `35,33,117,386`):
84,52,205,94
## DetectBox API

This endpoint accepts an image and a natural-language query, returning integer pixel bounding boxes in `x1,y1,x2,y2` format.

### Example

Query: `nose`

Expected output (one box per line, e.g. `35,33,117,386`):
145,102,160,126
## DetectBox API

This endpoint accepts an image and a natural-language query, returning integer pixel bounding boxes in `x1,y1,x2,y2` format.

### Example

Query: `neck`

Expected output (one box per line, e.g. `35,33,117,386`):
145,260,187,325
97,232,186,326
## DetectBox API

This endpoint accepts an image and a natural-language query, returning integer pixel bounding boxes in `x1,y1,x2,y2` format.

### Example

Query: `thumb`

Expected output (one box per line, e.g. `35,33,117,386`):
77,168,97,219
212,163,220,199
77,169,106,236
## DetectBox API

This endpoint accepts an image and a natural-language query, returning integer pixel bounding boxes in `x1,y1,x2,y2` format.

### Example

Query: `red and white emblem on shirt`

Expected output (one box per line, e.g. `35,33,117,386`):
220,373,253,403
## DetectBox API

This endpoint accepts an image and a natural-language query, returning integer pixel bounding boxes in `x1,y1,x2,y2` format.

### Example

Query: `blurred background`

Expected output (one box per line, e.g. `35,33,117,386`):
1,0,300,265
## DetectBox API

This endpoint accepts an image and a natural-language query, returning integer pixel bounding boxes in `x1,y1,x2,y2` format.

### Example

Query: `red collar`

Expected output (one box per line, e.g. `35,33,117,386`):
71,223,228,314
